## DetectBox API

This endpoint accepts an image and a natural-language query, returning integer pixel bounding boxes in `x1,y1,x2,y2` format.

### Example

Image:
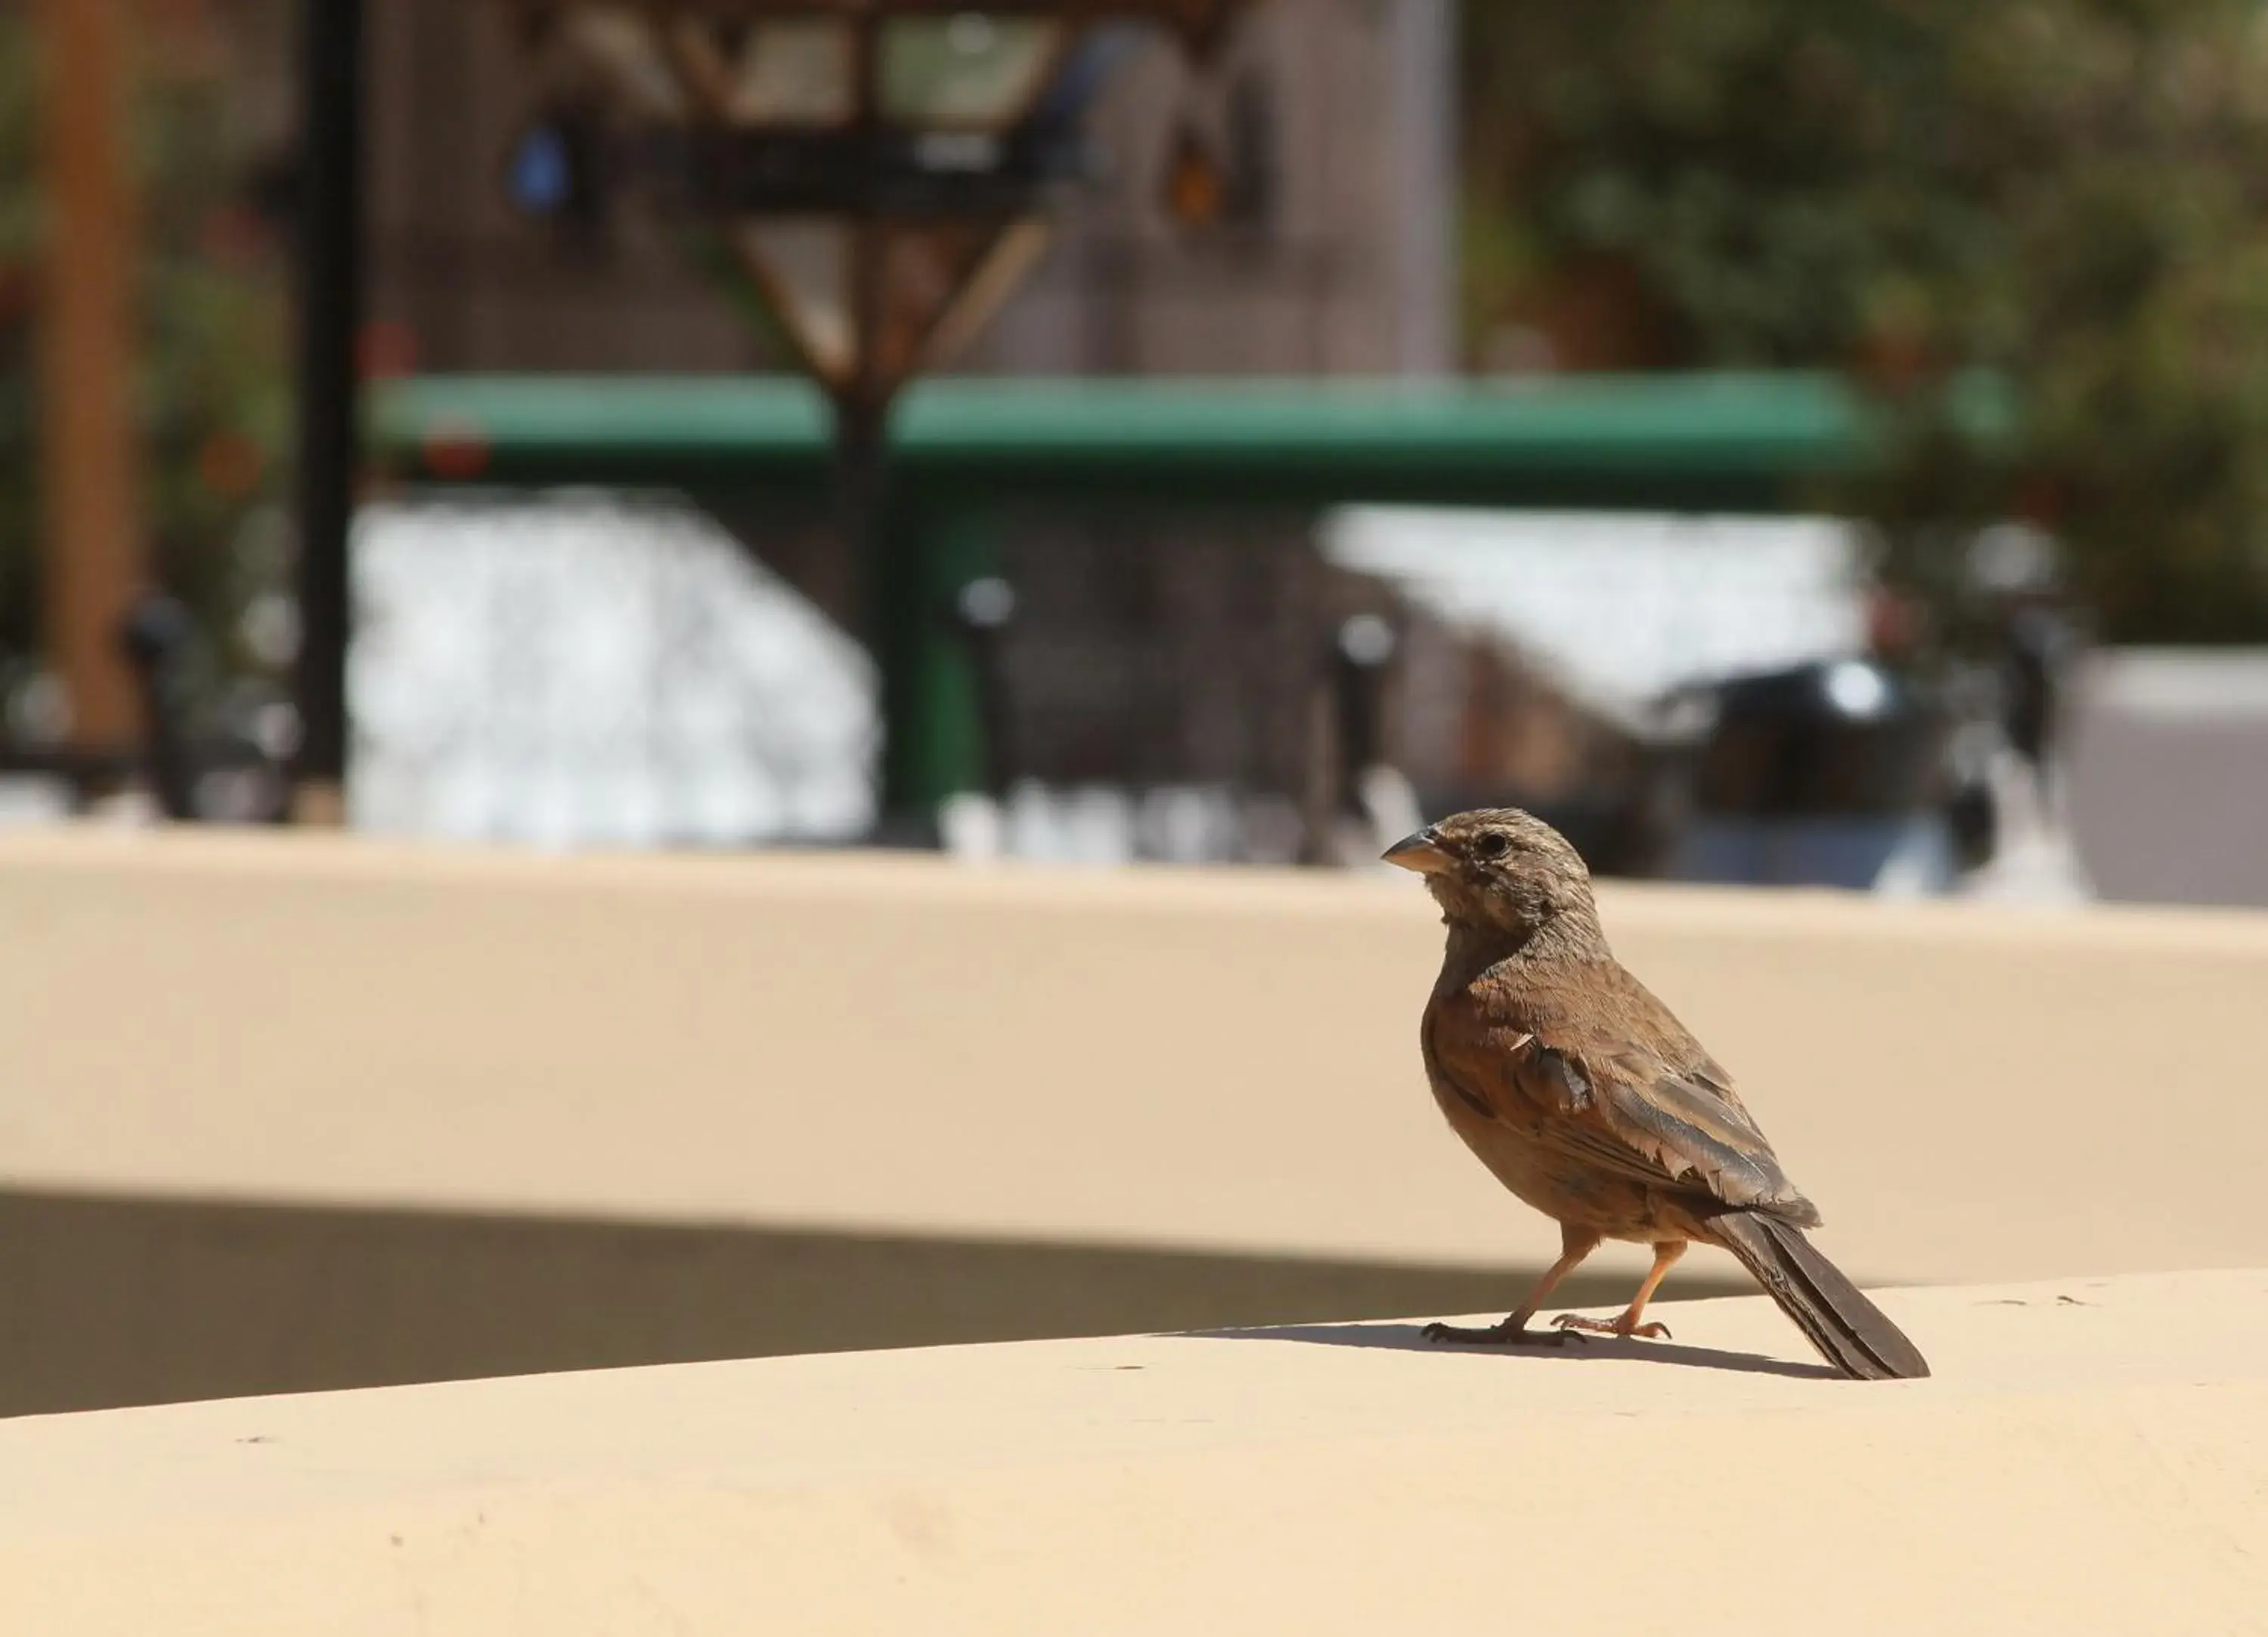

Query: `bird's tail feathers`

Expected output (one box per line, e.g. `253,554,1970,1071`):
1709,1212,1930,1381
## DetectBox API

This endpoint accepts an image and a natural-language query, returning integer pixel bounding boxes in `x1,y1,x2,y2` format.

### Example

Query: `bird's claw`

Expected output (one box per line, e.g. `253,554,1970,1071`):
1551,1313,1672,1341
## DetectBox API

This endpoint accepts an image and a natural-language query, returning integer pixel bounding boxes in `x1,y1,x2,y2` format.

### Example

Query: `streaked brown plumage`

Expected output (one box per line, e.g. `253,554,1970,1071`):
1386,807,1929,1381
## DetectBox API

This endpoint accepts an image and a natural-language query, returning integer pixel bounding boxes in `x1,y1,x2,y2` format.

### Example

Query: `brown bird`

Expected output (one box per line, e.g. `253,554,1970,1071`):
1385,808,1929,1381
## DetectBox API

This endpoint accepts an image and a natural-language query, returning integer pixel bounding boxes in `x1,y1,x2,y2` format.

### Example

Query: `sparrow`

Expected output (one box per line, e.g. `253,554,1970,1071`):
1385,808,1929,1381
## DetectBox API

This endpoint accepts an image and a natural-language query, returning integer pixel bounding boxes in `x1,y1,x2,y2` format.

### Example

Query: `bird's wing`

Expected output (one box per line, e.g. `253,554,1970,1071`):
1427,961,1815,1219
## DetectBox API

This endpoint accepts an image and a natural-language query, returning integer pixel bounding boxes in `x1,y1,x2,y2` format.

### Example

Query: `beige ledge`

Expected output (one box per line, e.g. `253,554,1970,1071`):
1,1269,2262,1635
6,829,2268,1415
5,828,2268,1289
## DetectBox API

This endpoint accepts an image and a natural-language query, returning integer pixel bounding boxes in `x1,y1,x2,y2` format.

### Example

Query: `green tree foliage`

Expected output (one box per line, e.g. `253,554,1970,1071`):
0,13,289,684
1464,0,2268,640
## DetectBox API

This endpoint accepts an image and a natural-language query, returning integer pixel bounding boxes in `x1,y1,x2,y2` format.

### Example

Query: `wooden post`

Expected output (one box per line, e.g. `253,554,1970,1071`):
35,0,144,757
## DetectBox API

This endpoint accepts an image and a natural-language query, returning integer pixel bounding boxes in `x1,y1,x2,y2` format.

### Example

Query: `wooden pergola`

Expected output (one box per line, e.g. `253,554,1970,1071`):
33,0,142,759
284,0,1262,818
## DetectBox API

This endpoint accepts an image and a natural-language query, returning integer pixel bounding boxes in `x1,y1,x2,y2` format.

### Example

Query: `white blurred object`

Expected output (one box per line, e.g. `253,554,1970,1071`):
1322,507,1868,733
0,776,73,829
351,490,877,848
1323,764,1426,871
962,781,1263,867
1957,745,2094,905
1134,784,1244,864
1357,763,1425,846
937,791,1005,860
1870,815,1962,898
1003,782,1136,866
82,788,160,828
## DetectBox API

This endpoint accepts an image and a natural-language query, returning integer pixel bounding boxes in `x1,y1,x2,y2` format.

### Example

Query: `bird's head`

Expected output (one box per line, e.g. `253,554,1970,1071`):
1383,807,1603,948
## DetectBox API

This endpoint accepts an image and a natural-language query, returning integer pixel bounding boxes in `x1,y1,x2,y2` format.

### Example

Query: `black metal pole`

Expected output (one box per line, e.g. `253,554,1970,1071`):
116,592,199,822
951,576,1019,798
844,15,916,828
1331,614,1396,815
290,0,363,822
838,391,914,821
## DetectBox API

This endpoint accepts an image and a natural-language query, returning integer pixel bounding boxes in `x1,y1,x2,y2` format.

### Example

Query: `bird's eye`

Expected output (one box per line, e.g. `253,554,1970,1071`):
1472,832,1511,861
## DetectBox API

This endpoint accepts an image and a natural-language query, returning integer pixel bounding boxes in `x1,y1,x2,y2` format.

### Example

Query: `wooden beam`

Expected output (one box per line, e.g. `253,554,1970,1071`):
35,0,144,752
507,0,1255,50
513,0,1243,18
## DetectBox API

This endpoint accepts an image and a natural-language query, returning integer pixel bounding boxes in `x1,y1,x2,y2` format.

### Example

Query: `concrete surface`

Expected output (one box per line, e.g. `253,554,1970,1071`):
4,830,2266,1413
0,1270,2260,1635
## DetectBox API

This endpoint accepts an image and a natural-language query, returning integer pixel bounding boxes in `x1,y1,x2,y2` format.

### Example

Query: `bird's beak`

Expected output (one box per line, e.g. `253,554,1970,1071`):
1382,826,1453,875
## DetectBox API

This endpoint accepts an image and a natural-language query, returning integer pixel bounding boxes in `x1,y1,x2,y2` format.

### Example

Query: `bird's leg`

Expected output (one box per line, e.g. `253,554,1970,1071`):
1553,1240,1686,1339
1424,1225,1601,1346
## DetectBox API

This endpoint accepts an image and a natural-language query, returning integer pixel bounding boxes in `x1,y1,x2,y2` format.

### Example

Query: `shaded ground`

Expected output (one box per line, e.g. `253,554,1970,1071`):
0,1188,1744,1417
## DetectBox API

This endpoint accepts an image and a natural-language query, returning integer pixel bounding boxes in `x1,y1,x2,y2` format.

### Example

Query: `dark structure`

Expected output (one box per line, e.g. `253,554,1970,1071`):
290,0,365,819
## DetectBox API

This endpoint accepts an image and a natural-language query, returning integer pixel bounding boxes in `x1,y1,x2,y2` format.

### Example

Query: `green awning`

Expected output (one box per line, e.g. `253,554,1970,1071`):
373,371,2014,513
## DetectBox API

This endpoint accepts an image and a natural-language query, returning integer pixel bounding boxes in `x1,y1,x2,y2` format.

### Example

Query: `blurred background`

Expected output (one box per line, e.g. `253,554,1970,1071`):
8,0,2268,905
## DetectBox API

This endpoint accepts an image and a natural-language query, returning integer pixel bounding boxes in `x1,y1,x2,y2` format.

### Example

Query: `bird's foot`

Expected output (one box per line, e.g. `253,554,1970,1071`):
1551,1313,1672,1341
1420,1319,1578,1348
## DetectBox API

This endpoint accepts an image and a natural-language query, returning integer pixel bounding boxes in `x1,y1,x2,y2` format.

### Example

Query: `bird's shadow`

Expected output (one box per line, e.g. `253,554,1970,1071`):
1188,1320,1839,1381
